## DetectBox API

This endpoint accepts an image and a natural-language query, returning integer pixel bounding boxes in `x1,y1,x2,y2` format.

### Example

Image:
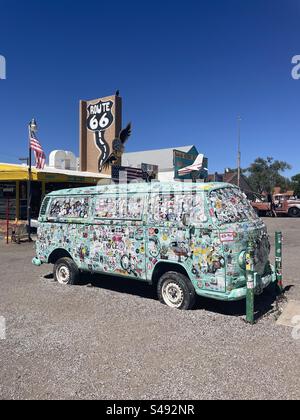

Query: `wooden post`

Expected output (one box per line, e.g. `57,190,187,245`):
42,181,46,200
16,181,20,220
6,198,9,244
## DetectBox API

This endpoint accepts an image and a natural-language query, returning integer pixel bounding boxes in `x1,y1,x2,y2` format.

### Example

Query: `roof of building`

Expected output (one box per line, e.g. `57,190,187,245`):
207,171,253,192
273,187,294,196
0,163,110,182
47,181,235,196
122,146,195,171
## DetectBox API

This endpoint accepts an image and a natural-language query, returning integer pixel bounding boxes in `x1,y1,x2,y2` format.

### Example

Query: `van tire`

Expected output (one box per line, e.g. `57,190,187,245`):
157,271,196,310
54,257,80,285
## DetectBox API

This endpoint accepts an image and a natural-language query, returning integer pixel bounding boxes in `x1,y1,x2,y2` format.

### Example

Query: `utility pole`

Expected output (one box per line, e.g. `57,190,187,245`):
237,115,241,188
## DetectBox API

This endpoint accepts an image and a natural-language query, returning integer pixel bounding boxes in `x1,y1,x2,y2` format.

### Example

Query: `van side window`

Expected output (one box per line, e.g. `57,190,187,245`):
94,195,144,220
48,196,90,219
209,187,258,224
148,193,207,224
94,196,117,218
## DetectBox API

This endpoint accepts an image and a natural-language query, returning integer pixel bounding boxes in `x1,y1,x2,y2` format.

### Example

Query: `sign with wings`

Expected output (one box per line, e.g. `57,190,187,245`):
80,94,132,175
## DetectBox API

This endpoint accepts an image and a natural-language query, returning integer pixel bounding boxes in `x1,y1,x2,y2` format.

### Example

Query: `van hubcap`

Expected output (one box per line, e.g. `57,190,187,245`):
57,265,70,284
162,282,184,308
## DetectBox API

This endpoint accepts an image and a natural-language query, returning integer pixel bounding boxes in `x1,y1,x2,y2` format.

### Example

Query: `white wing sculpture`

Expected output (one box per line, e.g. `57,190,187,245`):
178,154,207,176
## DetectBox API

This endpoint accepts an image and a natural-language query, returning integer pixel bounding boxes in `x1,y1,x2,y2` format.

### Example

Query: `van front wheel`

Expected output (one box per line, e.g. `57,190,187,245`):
157,272,196,310
54,257,80,285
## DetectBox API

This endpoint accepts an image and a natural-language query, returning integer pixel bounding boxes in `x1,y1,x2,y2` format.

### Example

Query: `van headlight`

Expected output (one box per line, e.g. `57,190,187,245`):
238,251,246,269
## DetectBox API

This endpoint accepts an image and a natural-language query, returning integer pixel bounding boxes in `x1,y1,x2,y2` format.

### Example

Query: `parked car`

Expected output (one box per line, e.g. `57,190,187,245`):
273,194,300,217
251,193,300,217
33,182,276,309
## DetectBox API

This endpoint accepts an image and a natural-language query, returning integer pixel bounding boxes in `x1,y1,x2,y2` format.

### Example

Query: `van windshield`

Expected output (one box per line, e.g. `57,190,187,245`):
209,187,259,224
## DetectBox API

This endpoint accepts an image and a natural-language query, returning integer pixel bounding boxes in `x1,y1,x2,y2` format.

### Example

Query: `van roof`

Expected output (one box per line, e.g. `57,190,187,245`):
46,181,236,197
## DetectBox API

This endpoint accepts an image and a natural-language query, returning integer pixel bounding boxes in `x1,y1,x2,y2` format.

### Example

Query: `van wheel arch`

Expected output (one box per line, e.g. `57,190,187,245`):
48,248,73,264
151,262,191,287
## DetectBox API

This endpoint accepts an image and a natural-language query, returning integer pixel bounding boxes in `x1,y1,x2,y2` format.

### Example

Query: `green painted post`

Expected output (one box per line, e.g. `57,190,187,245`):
275,231,283,293
246,242,255,324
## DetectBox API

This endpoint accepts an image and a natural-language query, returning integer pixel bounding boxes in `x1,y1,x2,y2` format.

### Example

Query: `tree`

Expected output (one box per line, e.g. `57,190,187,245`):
246,157,292,194
291,174,300,197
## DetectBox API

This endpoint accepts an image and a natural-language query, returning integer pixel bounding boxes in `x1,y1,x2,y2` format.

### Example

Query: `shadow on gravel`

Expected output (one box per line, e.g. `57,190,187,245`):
43,271,290,320
82,272,157,300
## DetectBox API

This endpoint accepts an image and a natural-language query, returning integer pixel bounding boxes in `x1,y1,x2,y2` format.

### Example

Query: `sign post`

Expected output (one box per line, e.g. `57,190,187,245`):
246,242,255,324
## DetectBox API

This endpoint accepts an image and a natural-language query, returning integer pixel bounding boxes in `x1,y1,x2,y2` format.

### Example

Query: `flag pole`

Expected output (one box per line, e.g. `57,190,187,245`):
27,121,32,242
27,118,38,242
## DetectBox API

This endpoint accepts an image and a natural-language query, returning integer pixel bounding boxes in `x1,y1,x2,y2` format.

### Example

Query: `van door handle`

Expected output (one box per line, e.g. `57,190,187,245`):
189,225,195,238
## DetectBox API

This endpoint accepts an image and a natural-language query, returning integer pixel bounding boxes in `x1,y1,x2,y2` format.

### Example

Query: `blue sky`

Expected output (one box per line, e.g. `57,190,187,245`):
0,0,299,176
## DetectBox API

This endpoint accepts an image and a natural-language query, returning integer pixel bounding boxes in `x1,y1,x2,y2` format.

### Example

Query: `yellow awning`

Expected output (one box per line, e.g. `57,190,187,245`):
0,164,38,181
0,163,109,183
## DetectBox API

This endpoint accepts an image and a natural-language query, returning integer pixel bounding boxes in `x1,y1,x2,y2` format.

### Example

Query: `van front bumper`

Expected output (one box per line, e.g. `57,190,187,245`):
32,257,43,266
227,271,275,300
196,266,276,301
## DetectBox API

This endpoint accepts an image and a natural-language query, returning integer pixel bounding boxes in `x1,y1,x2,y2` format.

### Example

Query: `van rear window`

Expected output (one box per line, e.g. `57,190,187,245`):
209,187,258,224
48,196,90,219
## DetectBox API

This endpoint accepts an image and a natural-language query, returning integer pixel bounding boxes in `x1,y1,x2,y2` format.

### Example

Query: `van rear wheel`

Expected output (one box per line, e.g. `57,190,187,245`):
54,257,80,285
157,271,196,310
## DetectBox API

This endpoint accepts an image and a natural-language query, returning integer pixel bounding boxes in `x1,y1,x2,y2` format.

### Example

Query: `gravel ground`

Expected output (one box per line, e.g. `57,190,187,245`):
0,218,299,400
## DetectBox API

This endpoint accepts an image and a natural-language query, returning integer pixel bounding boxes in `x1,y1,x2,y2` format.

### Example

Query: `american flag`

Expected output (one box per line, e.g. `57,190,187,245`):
112,165,147,182
30,130,46,169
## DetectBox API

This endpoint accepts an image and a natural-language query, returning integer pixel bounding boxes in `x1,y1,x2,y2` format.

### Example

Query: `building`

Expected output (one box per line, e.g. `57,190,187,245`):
122,145,208,181
207,171,254,197
0,92,125,223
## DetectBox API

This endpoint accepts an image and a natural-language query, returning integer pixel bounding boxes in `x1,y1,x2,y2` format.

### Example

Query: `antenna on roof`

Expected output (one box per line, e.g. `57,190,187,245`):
237,115,242,187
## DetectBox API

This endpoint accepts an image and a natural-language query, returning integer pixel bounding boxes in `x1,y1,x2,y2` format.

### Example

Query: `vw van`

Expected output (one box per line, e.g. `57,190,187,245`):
33,182,276,310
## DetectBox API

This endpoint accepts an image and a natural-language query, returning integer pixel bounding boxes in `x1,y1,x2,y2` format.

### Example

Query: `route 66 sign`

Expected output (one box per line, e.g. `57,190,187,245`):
87,100,114,132
80,94,122,174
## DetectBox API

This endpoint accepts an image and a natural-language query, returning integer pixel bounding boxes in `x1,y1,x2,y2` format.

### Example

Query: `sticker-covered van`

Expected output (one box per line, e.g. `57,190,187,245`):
33,182,276,310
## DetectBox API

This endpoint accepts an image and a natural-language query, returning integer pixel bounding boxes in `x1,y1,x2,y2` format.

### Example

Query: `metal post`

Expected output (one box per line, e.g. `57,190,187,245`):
27,124,32,242
246,242,255,324
237,115,241,188
275,231,283,293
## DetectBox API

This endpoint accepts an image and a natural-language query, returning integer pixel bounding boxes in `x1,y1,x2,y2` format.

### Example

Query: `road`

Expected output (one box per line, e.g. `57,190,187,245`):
0,218,299,400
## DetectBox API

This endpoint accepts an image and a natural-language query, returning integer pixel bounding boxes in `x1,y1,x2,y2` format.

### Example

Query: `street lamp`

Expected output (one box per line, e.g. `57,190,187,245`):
30,118,38,132
27,118,38,241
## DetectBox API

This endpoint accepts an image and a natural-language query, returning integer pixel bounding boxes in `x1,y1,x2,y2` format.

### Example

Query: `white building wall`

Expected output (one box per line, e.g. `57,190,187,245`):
158,171,175,182
49,150,77,171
